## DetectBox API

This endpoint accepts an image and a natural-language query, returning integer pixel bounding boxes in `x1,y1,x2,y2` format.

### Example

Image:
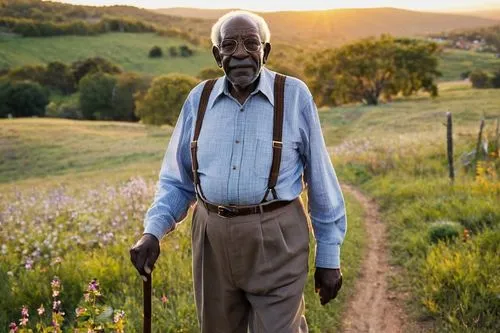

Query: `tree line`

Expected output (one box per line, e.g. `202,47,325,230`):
0,0,204,45
1,36,445,123
0,56,223,123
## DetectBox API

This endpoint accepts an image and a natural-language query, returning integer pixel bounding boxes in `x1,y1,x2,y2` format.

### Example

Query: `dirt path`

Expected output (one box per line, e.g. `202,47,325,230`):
341,184,409,333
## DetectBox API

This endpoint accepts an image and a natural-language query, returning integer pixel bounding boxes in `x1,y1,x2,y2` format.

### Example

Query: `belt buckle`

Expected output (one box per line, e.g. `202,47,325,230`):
217,205,236,218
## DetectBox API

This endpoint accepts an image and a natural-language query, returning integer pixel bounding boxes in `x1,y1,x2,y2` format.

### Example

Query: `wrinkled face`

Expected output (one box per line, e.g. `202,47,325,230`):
212,15,270,89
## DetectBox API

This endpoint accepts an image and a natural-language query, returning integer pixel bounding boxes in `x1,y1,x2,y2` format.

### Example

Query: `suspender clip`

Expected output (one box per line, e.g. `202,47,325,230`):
272,141,283,148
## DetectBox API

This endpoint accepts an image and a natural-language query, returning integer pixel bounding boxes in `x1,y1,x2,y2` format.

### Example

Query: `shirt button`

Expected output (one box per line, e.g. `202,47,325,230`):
240,107,244,112
232,166,237,170
235,140,240,144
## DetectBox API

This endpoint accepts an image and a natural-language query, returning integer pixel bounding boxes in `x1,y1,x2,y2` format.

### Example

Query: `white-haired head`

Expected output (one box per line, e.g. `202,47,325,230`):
210,10,271,46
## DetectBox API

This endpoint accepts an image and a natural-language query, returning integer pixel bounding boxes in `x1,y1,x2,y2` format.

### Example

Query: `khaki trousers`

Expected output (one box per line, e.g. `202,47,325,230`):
191,198,310,333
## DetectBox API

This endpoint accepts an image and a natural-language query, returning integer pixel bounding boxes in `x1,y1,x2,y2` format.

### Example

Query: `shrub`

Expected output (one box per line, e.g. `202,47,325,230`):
490,70,500,88
148,46,163,58
168,46,178,57
0,80,49,118
469,70,490,89
135,73,198,125
459,70,471,80
197,67,224,80
422,230,500,331
179,45,193,57
427,221,462,244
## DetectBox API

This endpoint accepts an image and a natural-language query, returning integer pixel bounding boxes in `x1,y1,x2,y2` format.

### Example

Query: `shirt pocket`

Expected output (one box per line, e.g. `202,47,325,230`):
253,138,298,179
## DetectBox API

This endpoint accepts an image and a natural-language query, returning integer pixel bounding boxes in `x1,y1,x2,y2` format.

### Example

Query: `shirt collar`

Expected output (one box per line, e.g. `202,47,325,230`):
208,67,275,110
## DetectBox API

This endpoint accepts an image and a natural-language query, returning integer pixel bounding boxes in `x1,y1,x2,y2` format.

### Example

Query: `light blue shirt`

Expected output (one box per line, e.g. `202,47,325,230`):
144,67,347,268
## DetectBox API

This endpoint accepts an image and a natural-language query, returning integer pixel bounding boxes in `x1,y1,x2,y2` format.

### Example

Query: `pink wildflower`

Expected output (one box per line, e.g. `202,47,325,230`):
161,294,168,305
37,304,45,316
21,306,28,318
9,322,18,332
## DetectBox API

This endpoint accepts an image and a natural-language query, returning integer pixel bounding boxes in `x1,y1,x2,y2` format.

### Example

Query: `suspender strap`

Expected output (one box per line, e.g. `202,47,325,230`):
262,73,286,202
191,79,217,189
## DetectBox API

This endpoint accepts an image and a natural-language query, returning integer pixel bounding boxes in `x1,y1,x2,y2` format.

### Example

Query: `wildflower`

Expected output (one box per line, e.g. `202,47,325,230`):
24,258,33,270
37,304,45,316
75,307,86,317
51,277,61,289
88,279,99,292
9,322,17,332
52,300,62,313
161,294,168,305
21,306,29,318
463,229,470,242
19,306,29,326
113,310,125,323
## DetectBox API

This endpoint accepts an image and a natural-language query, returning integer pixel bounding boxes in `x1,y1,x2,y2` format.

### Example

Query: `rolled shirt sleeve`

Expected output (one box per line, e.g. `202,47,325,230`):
143,95,197,240
300,95,347,269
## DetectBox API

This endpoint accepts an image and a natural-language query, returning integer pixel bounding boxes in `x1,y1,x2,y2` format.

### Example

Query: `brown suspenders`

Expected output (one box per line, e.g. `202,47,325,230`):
190,73,287,203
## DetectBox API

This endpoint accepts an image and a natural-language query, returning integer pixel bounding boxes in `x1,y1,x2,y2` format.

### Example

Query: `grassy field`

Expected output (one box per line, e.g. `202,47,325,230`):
0,33,216,76
438,48,500,81
0,118,366,331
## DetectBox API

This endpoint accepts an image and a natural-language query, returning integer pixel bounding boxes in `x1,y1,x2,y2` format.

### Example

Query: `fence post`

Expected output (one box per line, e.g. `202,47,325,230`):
446,112,454,183
496,118,499,158
475,118,485,174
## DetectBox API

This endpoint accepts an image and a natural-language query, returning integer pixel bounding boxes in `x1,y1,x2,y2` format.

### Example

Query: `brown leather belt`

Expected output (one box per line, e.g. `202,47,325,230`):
200,198,294,218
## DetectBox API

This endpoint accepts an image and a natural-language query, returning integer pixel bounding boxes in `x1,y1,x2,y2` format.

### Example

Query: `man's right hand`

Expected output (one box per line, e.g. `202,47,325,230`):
129,233,160,281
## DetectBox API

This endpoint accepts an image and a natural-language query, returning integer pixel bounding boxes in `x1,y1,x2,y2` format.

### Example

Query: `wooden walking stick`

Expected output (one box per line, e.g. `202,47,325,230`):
143,273,152,333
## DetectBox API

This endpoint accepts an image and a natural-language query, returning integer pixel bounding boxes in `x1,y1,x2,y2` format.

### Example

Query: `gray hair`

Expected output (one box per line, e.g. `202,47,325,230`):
210,10,271,46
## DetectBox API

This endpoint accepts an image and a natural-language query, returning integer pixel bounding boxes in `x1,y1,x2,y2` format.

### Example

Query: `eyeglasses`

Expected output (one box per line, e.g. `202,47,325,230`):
218,38,265,55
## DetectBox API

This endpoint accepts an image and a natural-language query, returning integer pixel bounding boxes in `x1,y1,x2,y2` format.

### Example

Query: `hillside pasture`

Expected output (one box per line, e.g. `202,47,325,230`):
0,33,215,76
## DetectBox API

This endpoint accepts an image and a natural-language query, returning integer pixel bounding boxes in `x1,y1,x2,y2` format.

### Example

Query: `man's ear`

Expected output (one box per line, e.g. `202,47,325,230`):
263,43,271,64
212,45,222,68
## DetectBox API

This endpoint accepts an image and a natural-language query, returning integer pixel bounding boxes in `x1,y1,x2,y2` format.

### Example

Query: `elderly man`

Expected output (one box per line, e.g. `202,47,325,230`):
130,10,346,333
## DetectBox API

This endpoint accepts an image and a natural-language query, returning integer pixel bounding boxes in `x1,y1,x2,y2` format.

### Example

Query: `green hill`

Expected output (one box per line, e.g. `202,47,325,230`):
0,33,215,76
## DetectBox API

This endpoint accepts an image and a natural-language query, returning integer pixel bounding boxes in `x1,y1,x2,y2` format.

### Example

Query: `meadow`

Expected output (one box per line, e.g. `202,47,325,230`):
438,48,500,81
0,118,366,332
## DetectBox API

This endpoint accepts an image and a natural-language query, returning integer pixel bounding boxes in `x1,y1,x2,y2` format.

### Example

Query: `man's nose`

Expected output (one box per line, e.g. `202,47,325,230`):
232,41,249,58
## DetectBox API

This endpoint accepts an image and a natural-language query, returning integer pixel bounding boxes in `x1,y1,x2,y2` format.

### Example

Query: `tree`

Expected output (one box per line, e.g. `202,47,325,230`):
469,70,490,89
8,65,46,84
197,67,224,80
0,80,49,118
135,73,198,125
111,72,152,121
149,46,163,58
306,36,441,106
78,72,117,120
43,61,76,94
71,57,122,84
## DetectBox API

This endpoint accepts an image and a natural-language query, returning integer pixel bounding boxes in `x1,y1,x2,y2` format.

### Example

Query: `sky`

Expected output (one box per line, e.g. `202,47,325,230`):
53,0,500,12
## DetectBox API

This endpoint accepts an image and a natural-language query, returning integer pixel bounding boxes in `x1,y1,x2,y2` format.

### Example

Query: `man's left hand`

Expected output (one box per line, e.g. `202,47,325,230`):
314,267,342,305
